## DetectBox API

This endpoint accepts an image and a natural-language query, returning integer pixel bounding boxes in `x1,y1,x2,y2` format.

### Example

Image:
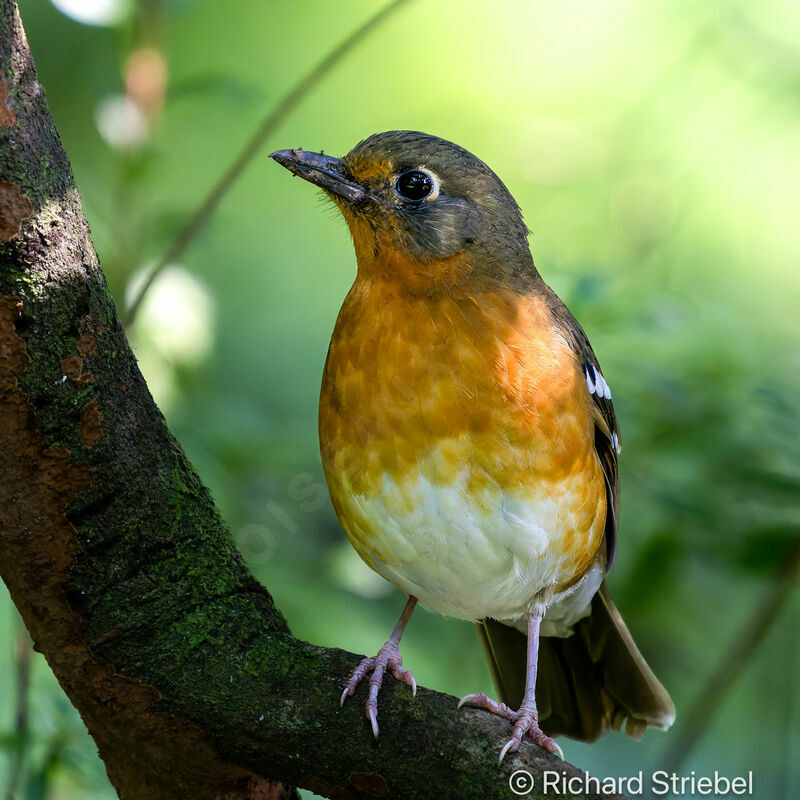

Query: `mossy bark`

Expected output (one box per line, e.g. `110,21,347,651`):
0,3,627,799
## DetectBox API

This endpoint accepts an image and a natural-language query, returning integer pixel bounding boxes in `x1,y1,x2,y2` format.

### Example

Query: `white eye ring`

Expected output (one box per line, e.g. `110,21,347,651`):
419,168,440,201
394,168,440,202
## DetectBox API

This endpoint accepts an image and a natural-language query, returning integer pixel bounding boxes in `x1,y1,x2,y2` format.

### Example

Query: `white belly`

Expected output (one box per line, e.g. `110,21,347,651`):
341,468,605,623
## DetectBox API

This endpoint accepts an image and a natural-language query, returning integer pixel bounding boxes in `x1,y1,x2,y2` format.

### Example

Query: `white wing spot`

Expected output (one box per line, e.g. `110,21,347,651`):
586,365,612,400
611,431,621,454
585,366,596,394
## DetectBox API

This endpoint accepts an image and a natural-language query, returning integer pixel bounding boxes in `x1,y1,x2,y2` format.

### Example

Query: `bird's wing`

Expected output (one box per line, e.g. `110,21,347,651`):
548,295,621,568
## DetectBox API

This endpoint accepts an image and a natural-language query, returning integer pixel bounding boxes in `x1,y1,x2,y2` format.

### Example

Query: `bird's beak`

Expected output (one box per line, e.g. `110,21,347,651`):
269,148,366,203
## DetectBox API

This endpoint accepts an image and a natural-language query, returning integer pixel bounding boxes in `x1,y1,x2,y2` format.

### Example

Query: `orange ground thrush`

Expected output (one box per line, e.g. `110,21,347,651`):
271,131,674,762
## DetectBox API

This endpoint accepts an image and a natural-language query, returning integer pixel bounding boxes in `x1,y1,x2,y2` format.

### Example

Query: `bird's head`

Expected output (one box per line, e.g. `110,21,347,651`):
270,131,537,294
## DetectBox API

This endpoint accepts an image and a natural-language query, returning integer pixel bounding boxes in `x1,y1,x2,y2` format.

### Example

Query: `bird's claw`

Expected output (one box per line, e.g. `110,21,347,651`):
340,655,375,707
499,737,517,764
458,692,564,762
340,684,354,707
367,705,379,738
340,639,416,738
458,692,512,715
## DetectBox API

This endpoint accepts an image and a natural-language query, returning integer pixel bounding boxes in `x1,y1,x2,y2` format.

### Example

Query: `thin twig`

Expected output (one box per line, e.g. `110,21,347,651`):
661,537,800,773
5,616,33,800
122,0,415,327
777,593,798,800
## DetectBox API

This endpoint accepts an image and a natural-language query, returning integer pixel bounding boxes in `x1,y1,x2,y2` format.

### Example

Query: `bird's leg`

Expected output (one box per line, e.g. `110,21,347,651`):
340,595,418,737
459,605,564,763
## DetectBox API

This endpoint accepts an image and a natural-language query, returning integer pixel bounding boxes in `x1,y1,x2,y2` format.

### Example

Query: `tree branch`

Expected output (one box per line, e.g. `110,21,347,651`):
0,4,625,799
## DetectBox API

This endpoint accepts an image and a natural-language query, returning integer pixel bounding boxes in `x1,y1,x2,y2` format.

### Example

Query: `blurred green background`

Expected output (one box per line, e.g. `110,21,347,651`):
2,0,800,797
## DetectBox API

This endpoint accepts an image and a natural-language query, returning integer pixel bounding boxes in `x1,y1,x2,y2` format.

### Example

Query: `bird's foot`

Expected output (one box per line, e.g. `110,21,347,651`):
340,639,417,738
458,692,564,763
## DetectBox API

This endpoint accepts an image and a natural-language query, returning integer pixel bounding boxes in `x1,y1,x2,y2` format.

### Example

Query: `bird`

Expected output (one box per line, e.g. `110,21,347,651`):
270,131,675,762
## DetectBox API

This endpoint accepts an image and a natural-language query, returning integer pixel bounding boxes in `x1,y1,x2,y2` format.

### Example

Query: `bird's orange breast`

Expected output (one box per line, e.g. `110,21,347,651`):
320,264,606,617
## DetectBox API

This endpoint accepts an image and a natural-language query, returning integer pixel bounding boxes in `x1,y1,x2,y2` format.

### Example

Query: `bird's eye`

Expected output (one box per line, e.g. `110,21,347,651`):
395,170,437,202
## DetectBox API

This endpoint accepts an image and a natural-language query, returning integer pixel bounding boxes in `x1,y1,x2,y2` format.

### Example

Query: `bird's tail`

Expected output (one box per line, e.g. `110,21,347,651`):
477,582,675,742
